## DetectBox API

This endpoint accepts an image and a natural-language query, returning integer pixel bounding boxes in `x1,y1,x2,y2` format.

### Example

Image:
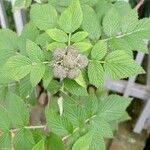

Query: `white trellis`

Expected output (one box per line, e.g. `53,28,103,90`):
0,0,150,133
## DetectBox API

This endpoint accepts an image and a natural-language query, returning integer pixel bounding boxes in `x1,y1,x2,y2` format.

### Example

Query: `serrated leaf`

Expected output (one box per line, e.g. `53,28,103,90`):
14,129,35,150
73,42,92,52
47,28,68,43
71,31,89,43
72,132,105,150
88,61,104,87
64,79,88,96
32,139,45,150
0,29,18,50
98,95,132,121
59,0,83,33
45,133,64,150
46,108,73,136
18,22,39,55
91,41,107,60
43,66,53,89
30,4,58,30
26,40,45,62
47,42,66,51
103,50,145,79
82,5,101,40
75,72,86,87
30,63,46,87
5,55,32,81
103,7,120,37
6,92,29,128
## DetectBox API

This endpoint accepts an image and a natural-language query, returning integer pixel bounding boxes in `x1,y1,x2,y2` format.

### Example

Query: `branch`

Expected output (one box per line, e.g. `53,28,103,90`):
134,0,145,11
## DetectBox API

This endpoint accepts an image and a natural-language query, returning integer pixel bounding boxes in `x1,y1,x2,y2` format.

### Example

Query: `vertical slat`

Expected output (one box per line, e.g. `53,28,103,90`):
10,0,25,35
146,42,150,86
0,0,8,28
134,99,150,133
123,52,145,97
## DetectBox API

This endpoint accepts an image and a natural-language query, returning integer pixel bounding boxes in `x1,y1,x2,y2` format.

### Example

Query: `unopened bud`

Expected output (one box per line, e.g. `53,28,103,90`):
53,48,66,61
67,46,79,58
78,55,89,69
68,68,80,79
53,64,67,80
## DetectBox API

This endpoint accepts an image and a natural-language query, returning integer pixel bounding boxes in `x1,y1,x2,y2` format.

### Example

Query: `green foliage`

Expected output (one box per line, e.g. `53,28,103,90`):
0,0,149,149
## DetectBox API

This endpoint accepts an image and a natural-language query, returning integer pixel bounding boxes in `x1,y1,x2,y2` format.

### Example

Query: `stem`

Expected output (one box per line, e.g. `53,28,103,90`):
68,33,71,46
24,125,46,130
135,0,144,11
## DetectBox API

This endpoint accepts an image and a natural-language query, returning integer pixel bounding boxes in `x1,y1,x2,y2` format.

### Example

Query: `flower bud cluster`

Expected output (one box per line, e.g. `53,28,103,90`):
52,46,89,80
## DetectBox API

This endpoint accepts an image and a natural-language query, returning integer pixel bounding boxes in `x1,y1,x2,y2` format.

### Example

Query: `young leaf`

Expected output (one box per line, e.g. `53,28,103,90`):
30,4,58,30
103,50,145,79
91,41,107,60
45,133,65,150
26,40,45,62
71,31,89,43
14,129,35,150
30,63,46,87
64,79,88,96
88,61,104,87
46,108,73,136
82,5,101,40
75,72,86,87
47,28,68,43
73,42,92,52
5,55,32,81
59,0,83,33
103,7,120,37
98,95,132,121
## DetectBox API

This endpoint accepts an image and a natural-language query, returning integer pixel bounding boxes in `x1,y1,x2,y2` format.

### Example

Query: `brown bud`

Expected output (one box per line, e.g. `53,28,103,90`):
68,68,80,79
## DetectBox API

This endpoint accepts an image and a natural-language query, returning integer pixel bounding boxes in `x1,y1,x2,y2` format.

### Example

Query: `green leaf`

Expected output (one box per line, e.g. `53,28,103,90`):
64,79,88,96
45,133,64,150
47,42,66,51
73,42,92,52
98,95,132,121
59,0,83,33
43,66,53,89
71,31,89,43
35,33,53,47
18,22,39,55
47,28,68,43
14,0,32,9
26,40,45,62
91,41,107,60
103,7,120,37
72,132,105,150
46,108,73,136
0,106,11,131
82,5,101,40
103,50,145,79
19,75,33,99
0,29,18,50
88,61,104,87
30,4,58,30
5,55,32,81
14,129,35,150
0,133,11,149
75,72,86,87
6,92,29,128
32,139,45,150
30,63,46,87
